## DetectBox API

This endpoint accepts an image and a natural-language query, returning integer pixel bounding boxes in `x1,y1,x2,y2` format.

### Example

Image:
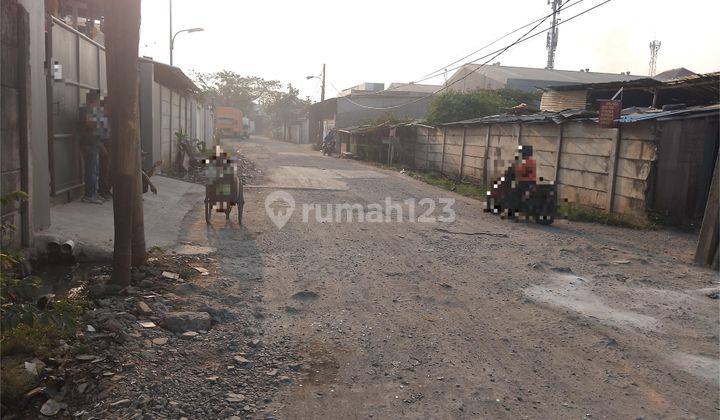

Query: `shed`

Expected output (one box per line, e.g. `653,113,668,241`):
540,72,720,112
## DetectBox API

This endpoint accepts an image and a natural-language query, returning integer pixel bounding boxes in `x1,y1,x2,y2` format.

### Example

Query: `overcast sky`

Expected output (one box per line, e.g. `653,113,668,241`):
139,0,720,101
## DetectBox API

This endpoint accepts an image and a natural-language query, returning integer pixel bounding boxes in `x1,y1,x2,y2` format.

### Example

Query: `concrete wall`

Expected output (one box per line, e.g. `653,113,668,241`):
408,120,659,218
140,63,213,171
18,0,51,233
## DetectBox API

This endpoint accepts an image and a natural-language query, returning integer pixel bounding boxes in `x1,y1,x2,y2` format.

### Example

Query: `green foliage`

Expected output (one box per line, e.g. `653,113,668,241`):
194,71,281,115
262,83,310,125
1,190,32,305
1,297,86,357
360,112,414,127
425,89,541,125
560,202,653,230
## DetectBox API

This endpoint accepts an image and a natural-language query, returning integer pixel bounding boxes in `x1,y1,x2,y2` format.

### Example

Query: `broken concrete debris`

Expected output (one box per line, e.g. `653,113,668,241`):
162,311,212,333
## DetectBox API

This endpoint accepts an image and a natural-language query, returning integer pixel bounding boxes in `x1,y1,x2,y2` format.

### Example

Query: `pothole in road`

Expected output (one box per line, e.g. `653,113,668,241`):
292,290,319,302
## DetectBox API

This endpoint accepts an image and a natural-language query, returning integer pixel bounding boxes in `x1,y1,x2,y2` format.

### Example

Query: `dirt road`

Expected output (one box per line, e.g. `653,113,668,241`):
64,135,717,419
193,136,717,419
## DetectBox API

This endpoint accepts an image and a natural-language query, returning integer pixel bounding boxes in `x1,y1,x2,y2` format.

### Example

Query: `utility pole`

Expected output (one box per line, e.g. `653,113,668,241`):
321,63,326,102
649,40,661,76
105,0,146,285
545,0,561,70
169,0,173,65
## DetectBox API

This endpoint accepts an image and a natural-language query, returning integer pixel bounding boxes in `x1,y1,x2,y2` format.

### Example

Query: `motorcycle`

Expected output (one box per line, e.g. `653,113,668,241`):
321,139,336,156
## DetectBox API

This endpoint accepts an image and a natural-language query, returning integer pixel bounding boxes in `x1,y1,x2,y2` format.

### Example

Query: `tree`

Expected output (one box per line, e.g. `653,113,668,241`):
425,89,541,125
262,83,310,129
104,0,145,285
194,71,281,115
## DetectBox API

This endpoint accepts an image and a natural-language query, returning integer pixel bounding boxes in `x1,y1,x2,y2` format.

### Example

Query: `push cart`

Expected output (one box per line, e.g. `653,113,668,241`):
204,152,244,225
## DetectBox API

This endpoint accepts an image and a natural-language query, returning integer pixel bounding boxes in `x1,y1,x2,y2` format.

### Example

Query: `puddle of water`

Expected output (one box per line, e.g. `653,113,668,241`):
33,263,98,299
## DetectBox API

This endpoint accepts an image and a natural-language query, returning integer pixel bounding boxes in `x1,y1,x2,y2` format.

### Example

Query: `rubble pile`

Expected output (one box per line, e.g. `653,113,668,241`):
14,253,302,419
234,152,261,183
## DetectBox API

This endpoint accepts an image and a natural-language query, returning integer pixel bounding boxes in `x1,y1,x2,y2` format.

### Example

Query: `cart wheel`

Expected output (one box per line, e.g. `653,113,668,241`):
237,201,244,225
205,201,212,224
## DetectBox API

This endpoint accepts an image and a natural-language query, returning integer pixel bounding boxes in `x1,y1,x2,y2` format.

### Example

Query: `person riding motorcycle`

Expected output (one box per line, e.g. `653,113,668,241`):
322,129,336,156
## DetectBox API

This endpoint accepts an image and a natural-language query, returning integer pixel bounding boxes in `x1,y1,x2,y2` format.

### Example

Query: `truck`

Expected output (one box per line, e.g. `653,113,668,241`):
215,107,249,139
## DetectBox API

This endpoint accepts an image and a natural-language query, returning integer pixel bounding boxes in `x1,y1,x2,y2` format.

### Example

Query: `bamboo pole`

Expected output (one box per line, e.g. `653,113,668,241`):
105,0,144,285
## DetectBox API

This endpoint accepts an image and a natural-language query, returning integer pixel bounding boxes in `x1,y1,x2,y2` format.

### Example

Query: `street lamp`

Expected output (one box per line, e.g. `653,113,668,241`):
306,64,326,102
170,27,203,66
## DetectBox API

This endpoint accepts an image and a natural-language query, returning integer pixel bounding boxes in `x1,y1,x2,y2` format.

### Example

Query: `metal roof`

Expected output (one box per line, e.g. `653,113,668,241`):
618,104,720,123
544,77,661,92
448,64,644,86
151,60,198,92
440,109,596,126
387,83,442,93
653,67,697,82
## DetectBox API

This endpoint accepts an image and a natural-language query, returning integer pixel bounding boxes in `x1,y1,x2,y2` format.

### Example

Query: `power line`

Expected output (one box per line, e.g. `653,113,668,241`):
333,0,613,111
379,0,585,95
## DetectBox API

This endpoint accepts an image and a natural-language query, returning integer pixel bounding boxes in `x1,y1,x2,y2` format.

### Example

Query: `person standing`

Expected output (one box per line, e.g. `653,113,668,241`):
79,91,104,204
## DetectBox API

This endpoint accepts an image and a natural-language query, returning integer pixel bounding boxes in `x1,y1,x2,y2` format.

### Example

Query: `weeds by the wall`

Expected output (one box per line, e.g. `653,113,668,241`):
404,170,487,200
559,203,654,230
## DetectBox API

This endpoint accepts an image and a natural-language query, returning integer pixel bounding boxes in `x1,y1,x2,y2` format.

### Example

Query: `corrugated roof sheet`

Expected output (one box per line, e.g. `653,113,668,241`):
449,64,645,86
440,104,718,127
441,109,597,126
617,104,720,123
545,77,661,92
152,61,198,92
387,83,442,93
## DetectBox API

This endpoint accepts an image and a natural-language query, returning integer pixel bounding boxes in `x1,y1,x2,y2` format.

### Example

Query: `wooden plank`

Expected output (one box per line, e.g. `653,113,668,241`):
606,127,622,212
695,156,719,267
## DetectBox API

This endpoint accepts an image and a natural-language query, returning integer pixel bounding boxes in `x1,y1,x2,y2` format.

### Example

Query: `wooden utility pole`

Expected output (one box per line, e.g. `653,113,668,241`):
104,0,145,285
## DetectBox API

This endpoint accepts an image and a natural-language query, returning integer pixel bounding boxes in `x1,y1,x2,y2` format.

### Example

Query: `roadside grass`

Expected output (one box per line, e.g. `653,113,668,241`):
1,297,87,357
404,170,487,200
559,202,654,230
362,160,658,230
363,162,488,200
0,295,88,406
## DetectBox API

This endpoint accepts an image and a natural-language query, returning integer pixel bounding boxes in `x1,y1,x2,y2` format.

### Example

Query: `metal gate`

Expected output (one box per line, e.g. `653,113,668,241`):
48,16,106,195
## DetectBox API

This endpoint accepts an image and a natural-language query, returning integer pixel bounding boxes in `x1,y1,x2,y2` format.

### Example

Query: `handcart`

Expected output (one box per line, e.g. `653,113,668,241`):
204,148,244,225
